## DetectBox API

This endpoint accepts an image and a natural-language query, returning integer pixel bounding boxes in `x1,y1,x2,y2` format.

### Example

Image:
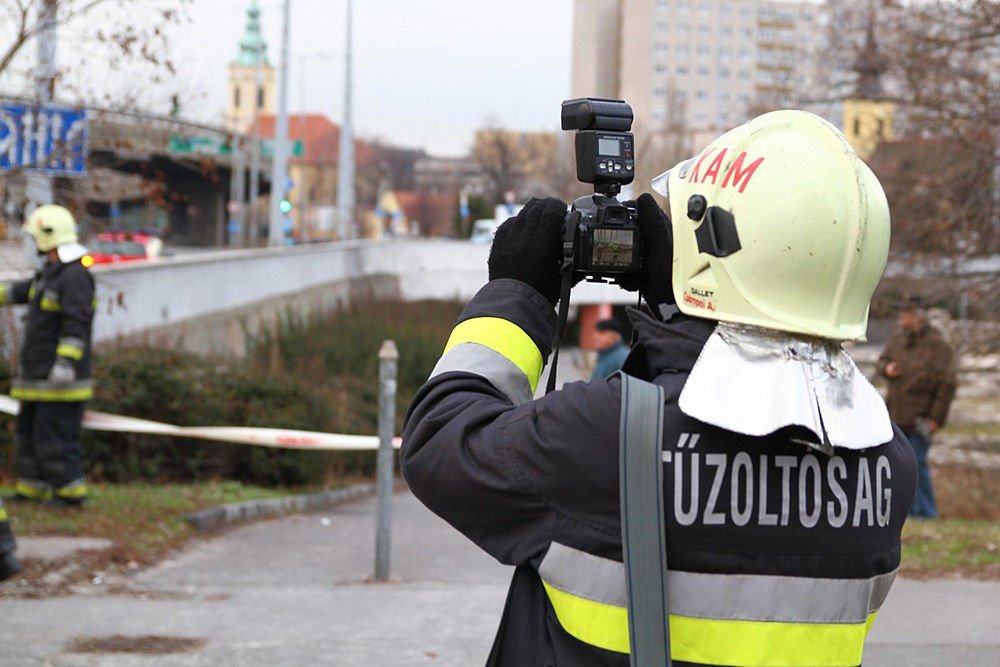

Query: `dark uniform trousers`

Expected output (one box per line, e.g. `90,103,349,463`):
403,279,918,667
16,401,87,500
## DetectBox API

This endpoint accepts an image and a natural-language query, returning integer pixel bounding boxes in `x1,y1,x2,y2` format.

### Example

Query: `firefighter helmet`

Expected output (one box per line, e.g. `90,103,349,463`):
651,109,890,341
23,205,79,252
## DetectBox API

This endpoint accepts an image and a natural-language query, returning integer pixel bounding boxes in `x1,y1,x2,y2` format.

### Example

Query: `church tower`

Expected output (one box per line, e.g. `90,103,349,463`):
226,0,275,133
842,18,895,161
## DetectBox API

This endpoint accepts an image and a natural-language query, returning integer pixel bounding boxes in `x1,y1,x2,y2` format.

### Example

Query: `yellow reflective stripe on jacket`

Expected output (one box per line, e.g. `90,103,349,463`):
669,613,875,666
40,289,61,312
0,283,10,306
542,580,631,653
443,317,543,394
539,541,888,664
0,507,7,522
543,580,875,664
11,386,94,401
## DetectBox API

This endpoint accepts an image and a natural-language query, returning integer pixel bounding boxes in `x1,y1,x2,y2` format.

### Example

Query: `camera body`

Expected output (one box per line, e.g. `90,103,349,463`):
561,98,642,281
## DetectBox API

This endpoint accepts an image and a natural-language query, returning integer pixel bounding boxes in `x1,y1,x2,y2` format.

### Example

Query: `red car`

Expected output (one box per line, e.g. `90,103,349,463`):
88,232,162,265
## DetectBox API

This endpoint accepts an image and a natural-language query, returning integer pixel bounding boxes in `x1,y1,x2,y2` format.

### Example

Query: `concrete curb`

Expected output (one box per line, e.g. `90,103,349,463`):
185,482,382,532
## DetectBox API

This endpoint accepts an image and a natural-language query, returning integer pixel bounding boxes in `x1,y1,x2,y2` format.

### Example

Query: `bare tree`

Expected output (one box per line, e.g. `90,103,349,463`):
881,0,1000,254
471,119,559,205
0,0,190,111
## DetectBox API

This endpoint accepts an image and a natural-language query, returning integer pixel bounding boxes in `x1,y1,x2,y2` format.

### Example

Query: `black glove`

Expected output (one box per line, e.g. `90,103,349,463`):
488,197,567,306
618,193,675,318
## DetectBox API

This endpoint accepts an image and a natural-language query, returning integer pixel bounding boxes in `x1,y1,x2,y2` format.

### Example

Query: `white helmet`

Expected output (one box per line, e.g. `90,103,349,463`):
23,205,79,252
652,110,890,341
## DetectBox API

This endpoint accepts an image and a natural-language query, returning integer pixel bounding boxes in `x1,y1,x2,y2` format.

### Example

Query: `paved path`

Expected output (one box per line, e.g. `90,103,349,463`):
2,491,1000,666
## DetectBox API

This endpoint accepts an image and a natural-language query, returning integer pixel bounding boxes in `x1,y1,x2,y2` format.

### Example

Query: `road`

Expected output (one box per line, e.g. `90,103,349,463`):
2,490,1000,666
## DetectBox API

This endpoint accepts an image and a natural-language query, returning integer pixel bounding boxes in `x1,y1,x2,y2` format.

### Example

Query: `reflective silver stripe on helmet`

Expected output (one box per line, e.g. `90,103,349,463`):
538,541,896,624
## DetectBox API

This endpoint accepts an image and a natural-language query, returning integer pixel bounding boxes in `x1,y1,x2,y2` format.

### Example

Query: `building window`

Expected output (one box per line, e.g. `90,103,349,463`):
234,87,240,109
677,65,689,75
257,87,265,109
853,117,861,136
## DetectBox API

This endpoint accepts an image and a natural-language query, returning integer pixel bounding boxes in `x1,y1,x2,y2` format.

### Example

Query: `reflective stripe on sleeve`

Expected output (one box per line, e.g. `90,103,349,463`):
431,317,543,402
0,284,11,306
0,507,7,522
538,541,891,663
431,343,534,405
56,337,86,360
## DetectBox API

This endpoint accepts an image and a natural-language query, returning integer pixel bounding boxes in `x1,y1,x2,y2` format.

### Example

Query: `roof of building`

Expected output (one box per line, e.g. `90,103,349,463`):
251,114,378,166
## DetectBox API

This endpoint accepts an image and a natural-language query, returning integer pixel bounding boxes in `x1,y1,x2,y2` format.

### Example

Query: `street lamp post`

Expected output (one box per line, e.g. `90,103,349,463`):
268,0,292,246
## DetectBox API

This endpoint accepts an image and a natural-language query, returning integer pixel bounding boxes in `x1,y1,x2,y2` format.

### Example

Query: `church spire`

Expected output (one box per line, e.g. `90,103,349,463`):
852,18,888,99
235,0,269,67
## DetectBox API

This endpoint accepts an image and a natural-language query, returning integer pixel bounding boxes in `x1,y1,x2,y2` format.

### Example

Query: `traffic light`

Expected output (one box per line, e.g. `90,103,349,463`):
279,198,293,214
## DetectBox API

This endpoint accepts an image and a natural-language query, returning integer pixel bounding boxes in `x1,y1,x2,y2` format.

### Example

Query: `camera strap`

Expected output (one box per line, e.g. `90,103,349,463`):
618,372,671,667
545,219,581,395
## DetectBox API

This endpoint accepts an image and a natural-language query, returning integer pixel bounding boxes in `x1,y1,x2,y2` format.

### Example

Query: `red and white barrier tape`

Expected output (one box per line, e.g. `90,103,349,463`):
0,396,401,451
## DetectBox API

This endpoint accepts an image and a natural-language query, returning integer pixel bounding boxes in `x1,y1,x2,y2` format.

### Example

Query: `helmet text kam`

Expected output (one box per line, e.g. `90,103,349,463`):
687,148,765,194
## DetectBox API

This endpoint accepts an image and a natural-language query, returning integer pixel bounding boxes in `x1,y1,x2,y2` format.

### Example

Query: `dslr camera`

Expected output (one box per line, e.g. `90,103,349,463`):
561,97,641,282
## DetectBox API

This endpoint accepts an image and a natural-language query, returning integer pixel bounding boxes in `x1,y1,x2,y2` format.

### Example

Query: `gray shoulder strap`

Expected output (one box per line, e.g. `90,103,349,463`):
618,372,670,667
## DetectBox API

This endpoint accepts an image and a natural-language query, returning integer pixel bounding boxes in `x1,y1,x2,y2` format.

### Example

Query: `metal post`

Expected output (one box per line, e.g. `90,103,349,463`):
26,0,58,208
268,0,291,246
375,339,398,581
960,290,969,354
336,0,355,240
229,137,246,247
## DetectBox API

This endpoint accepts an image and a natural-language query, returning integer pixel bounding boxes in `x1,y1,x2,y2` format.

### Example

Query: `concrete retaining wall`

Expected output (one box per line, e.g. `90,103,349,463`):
0,238,638,357
91,239,493,356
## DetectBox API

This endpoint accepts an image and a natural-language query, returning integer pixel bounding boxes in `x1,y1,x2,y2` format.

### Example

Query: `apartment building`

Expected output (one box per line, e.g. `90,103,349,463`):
572,0,828,158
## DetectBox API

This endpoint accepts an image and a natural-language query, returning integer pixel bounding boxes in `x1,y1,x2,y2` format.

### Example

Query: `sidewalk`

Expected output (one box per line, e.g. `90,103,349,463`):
1,491,999,666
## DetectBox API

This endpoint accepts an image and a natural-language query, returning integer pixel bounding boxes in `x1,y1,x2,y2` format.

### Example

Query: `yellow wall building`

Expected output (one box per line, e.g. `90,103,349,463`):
226,0,275,133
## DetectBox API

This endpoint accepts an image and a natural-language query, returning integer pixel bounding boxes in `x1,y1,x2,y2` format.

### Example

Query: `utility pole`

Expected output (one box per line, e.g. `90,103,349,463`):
267,0,291,246
336,0,355,240
26,0,58,209
248,55,264,246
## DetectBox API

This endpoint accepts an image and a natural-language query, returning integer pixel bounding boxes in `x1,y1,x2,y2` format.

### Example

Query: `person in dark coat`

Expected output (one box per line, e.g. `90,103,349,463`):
591,318,629,379
2,205,96,509
877,296,957,518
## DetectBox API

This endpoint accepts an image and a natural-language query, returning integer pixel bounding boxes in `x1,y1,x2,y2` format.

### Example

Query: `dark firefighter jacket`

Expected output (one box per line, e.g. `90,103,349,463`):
1,257,95,402
876,323,956,432
402,279,917,667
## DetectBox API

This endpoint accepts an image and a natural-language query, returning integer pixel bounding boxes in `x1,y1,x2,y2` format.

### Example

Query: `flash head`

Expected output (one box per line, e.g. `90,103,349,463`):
561,98,634,132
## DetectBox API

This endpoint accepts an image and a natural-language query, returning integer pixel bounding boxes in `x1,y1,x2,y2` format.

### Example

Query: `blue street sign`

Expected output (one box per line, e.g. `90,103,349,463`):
0,102,88,175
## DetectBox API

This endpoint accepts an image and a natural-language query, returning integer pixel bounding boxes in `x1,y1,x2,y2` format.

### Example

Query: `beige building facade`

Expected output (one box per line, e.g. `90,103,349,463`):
572,0,828,178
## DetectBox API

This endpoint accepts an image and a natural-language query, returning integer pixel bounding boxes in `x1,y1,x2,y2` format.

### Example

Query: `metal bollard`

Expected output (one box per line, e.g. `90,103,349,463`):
375,340,398,581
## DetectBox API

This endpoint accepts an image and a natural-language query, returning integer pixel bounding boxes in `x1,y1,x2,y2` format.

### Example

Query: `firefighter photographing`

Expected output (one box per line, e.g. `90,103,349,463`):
402,109,915,666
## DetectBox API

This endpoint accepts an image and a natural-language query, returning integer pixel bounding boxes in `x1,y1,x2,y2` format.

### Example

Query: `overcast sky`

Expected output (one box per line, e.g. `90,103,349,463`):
171,0,574,156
